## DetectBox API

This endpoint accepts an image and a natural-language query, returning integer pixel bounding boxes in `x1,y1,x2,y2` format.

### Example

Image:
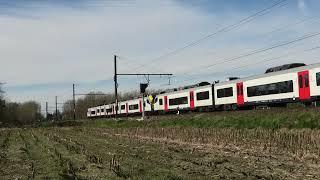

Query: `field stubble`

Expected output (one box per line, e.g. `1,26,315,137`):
0,125,320,179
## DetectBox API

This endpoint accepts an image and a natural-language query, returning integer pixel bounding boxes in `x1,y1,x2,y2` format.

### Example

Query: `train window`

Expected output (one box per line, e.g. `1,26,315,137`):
317,73,320,86
97,109,100,113
217,87,233,98
169,97,188,106
121,105,125,110
299,75,303,88
196,91,209,100
159,99,163,105
106,108,112,113
304,74,309,87
91,111,95,115
101,109,104,112
129,104,139,110
247,80,293,97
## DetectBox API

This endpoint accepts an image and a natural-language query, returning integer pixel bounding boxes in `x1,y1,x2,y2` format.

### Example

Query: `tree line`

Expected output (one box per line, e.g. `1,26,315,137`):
0,84,43,126
0,82,163,124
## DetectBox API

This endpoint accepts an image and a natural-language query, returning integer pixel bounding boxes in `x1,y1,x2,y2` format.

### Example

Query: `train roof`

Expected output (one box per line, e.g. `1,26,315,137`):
216,62,320,86
265,63,306,73
158,82,211,95
156,84,212,96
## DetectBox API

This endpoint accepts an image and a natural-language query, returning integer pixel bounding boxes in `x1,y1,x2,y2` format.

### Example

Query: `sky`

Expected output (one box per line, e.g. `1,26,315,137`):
1,0,320,113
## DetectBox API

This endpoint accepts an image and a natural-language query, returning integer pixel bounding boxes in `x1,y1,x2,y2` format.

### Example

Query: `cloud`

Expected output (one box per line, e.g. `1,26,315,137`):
1,0,320,104
0,0,217,85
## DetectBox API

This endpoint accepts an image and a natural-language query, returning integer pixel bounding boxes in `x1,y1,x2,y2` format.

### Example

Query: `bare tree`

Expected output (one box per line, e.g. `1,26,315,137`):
0,84,5,123
16,101,41,124
62,100,73,120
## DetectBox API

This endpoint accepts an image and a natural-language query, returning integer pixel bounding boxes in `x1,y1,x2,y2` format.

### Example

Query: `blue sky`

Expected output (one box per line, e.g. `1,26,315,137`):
1,0,320,113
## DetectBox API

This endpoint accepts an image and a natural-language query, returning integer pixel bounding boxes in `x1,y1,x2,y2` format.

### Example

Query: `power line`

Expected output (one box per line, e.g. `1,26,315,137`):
131,0,289,72
139,1,320,89
126,13,318,87
305,46,320,51
203,32,320,70
261,16,320,37
158,34,319,88
175,31,320,84
173,44,320,86
197,15,319,61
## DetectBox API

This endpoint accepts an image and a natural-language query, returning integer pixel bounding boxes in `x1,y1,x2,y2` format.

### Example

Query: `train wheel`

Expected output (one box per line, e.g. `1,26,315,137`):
231,104,238,111
223,105,231,111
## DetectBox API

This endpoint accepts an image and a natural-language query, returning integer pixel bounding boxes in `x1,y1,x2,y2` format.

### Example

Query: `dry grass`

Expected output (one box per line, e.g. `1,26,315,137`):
84,127,320,162
2,108,320,179
1,127,320,179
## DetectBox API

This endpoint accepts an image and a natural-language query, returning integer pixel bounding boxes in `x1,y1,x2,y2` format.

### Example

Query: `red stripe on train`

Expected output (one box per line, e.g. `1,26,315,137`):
189,91,195,110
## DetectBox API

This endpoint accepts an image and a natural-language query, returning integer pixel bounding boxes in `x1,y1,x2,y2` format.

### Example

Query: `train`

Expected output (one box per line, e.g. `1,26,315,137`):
87,62,320,118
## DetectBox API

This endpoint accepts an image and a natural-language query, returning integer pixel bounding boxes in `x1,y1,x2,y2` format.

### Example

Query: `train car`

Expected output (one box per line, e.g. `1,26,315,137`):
100,105,106,117
144,96,153,112
87,107,97,118
307,63,320,101
96,106,102,117
87,63,320,118
214,63,320,109
214,81,238,110
110,103,116,116
87,97,153,118
126,98,142,115
101,104,113,117
118,101,128,115
118,97,153,116
87,109,91,118
153,84,214,112
87,107,96,118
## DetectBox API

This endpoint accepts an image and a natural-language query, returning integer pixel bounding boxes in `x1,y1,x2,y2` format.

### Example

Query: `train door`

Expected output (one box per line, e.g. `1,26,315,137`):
189,91,195,110
139,100,142,113
236,82,244,106
164,96,168,112
126,103,128,115
298,70,310,100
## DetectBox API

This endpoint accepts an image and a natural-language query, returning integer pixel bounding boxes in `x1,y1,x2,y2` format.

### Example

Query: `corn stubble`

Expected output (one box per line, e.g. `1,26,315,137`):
0,126,320,179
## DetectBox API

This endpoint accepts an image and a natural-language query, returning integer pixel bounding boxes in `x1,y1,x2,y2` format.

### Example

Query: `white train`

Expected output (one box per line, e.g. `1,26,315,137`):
87,63,320,118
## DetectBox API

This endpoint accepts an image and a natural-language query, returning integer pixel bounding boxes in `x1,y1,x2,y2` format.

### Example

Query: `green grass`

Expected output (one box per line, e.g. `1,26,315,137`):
37,108,320,130
159,110,320,129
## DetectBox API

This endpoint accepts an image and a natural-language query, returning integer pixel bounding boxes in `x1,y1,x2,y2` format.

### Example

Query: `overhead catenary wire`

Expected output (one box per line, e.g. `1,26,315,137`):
171,43,320,87
117,55,169,78
183,32,320,79
217,45,320,78
131,0,289,72
121,12,320,83
197,14,320,61
261,16,320,37
27,0,292,96
203,32,320,71
157,32,320,89
136,13,320,88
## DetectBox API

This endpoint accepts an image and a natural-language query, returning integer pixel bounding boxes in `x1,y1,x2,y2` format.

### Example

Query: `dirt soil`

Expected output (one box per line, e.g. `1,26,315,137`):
0,127,319,179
